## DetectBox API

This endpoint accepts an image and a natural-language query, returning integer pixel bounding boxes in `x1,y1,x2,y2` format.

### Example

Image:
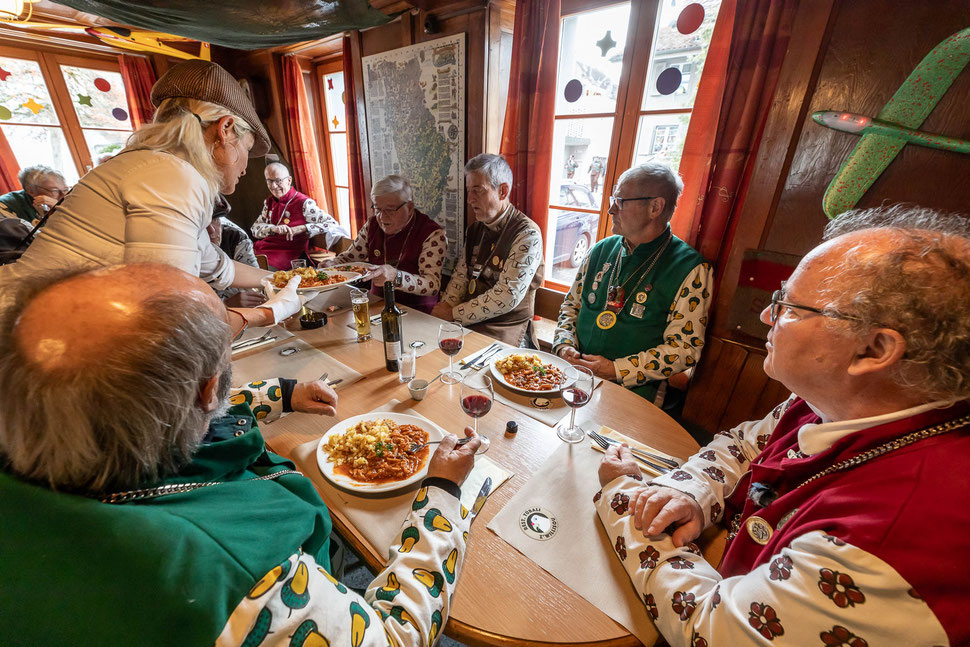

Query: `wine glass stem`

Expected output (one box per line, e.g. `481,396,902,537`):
449,355,454,375
569,407,577,432
473,417,478,434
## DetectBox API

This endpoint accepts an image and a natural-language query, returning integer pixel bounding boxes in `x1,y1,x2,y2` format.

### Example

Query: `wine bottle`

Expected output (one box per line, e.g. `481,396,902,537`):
382,282,403,372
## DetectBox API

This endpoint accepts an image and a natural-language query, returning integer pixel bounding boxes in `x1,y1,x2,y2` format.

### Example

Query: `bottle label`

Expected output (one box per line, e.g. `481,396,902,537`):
385,340,402,361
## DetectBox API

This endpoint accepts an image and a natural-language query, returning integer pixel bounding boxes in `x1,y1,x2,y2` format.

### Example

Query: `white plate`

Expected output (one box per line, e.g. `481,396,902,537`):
269,270,362,294
331,263,377,275
316,412,444,493
489,348,576,395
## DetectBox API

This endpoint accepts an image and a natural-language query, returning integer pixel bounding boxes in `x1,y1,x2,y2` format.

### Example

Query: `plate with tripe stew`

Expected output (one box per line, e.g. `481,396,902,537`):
489,349,574,394
316,413,444,493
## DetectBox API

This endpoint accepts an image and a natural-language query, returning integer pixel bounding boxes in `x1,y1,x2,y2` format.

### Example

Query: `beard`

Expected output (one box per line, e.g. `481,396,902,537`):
210,366,234,419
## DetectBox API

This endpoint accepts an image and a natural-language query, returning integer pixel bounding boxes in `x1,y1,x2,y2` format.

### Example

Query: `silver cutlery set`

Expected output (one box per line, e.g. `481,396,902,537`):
458,342,503,371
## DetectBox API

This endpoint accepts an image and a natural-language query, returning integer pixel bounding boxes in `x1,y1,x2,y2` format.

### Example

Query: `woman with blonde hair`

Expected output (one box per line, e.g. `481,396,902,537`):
0,60,308,328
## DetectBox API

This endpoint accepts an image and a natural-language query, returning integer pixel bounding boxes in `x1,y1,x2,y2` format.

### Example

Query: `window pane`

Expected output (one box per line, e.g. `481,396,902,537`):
1,124,78,184
555,3,632,116
547,205,598,284
0,57,60,126
60,66,132,130
641,0,721,111
633,113,691,170
323,72,345,132
336,187,350,232
330,133,348,186
82,129,129,166
549,117,613,203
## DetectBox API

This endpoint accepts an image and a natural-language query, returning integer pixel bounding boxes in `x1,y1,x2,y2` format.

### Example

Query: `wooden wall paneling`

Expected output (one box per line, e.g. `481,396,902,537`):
719,350,777,430
348,30,373,202
485,2,503,153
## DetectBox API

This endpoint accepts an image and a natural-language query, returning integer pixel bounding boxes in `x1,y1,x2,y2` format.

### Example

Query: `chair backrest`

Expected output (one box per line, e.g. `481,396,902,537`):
0,218,33,265
255,253,269,270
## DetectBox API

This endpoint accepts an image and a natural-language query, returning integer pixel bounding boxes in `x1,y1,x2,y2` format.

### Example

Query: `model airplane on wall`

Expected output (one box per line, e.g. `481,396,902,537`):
4,22,209,60
812,27,970,219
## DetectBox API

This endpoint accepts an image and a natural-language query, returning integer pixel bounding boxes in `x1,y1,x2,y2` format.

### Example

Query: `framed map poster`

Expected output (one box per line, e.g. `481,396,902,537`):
362,34,465,268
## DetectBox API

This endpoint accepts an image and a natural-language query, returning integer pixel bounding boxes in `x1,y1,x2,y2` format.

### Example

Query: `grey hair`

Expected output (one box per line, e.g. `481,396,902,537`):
464,153,513,189
816,206,970,401
265,161,290,176
0,274,231,494
371,174,413,203
617,162,684,222
18,165,65,191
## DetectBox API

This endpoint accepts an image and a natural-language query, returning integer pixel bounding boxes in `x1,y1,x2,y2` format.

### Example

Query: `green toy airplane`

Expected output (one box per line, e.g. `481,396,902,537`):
812,27,970,219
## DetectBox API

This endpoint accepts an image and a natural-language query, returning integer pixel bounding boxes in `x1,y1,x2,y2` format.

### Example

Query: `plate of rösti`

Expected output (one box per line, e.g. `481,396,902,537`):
316,413,445,493
489,349,574,394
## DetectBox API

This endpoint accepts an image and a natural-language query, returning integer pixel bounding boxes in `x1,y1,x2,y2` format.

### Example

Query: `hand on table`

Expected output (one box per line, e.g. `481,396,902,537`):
557,346,581,361
427,426,481,486
430,302,455,321
573,353,615,381
366,264,397,286
630,485,704,547
290,380,338,417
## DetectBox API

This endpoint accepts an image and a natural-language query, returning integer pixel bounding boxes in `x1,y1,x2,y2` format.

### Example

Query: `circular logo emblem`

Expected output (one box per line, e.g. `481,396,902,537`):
519,506,558,540
531,397,551,409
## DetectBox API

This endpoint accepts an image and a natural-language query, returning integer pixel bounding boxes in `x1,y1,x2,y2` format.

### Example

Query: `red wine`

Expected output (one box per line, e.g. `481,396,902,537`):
461,394,492,418
439,338,463,356
562,387,589,408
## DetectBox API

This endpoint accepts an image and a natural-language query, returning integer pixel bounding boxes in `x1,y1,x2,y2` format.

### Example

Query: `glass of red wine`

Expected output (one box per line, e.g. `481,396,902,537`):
557,365,594,443
438,322,465,385
458,373,492,454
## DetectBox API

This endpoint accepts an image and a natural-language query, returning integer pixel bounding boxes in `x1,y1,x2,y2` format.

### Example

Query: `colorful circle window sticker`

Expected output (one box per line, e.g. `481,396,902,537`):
94,77,111,92
656,67,683,96
563,79,583,103
0,106,10,120
677,3,705,35
112,107,129,121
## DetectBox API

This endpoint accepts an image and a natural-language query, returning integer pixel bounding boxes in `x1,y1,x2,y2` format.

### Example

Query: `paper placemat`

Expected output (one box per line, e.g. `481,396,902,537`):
590,426,681,478
347,307,440,358
290,399,513,554
230,325,295,356
232,337,363,393
487,441,658,646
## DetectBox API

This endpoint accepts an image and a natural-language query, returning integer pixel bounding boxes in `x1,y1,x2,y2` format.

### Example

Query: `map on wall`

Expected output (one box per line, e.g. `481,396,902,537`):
362,33,465,267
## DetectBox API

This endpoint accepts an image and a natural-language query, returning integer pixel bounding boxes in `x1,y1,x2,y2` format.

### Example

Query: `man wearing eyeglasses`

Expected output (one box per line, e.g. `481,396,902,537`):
553,162,711,409
251,162,349,270
595,205,970,646
0,165,70,226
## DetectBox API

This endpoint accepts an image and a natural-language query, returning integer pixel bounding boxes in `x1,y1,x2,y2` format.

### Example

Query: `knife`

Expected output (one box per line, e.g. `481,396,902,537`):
471,476,492,517
326,378,343,387
230,335,278,352
471,345,504,370
459,342,499,368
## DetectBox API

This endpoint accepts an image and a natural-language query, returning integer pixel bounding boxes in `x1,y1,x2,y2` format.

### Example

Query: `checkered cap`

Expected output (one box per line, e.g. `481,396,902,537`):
151,60,270,157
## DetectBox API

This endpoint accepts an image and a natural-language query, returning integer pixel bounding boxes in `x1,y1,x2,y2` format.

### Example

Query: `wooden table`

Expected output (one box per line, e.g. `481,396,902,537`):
235,298,722,647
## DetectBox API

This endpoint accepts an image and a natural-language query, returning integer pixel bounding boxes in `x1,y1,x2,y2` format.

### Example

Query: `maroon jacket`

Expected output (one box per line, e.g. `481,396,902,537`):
365,210,442,313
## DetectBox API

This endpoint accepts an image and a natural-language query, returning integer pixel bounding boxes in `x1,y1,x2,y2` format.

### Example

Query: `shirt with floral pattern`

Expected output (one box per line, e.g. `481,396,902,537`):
252,197,349,249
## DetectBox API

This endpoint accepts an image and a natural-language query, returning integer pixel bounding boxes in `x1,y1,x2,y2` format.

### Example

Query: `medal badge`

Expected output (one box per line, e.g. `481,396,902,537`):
630,303,645,318
374,249,382,257
744,515,773,545
492,255,501,266
635,292,648,304
587,292,596,305
468,278,477,295
595,310,617,329
283,218,290,225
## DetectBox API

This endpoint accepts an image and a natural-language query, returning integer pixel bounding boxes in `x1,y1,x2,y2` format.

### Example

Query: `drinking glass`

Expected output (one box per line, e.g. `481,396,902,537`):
557,366,594,443
350,287,371,342
399,346,416,383
438,322,464,385
290,259,308,270
458,373,492,454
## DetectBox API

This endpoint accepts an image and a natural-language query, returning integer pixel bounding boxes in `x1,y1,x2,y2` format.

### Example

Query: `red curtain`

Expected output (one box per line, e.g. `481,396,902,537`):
282,55,326,207
499,0,561,243
343,35,369,232
671,0,797,267
0,128,19,193
118,55,156,130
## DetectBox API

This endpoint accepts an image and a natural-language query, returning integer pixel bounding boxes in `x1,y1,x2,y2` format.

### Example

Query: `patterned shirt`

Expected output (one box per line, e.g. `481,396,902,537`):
252,196,348,249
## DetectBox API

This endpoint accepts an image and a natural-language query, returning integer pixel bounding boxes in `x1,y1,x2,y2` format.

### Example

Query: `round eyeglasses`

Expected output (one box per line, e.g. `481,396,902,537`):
266,177,291,187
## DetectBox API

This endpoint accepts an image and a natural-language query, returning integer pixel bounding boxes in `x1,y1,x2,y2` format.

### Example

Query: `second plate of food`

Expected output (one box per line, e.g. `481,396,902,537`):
316,412,445,493
489,349,576,395
269,268,363,293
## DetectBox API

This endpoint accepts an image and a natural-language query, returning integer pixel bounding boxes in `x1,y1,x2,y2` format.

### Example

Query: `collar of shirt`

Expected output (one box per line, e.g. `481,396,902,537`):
796,398,964,456
623,226,671,255
481,202,514,231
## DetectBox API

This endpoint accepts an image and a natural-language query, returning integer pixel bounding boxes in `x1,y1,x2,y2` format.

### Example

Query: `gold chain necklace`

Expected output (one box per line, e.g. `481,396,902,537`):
99,469,303,504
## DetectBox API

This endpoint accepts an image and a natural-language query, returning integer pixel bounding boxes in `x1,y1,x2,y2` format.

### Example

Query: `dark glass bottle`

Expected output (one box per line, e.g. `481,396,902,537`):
382,282,403,372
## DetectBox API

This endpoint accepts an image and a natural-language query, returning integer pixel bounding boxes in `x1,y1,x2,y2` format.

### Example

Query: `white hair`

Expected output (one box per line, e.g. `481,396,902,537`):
265,161,290,177
371,174,413,203
18,165,65,191
464,153,513,189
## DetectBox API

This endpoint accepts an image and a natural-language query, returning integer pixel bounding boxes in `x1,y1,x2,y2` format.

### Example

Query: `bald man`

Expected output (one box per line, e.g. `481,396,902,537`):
0,263,481,646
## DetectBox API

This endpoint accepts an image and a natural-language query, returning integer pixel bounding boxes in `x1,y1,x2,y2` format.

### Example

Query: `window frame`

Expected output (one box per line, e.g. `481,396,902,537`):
313,58,356,236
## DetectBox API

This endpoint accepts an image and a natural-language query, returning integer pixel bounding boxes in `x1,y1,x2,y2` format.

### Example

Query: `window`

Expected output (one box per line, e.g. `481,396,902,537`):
0,49,133,184
317,65,353,234
544,0,720,286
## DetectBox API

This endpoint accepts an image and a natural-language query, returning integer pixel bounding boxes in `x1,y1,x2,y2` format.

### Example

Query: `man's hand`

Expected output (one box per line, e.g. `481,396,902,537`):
290,380,338,417
630,485,704,547
598,443,640,487
427,426,481,486
573,353,616,380
32,195,57,212
366,264,397,286
557,346,581,361
431,302,455,321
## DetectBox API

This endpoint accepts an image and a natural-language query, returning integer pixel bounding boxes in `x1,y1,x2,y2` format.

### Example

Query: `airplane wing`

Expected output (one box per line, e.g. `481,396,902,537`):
878,27,970,128
822,133,904,219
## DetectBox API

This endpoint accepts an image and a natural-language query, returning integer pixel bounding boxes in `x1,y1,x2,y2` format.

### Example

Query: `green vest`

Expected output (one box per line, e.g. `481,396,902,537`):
576,231,705,400
0,189,37,223
0,404,332,646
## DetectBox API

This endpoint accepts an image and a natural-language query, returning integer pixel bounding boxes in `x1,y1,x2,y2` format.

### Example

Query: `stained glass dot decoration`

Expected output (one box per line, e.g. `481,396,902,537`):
0,106,10,120
596,31,617,57
112,107,129,121
94,77,111,92
677,3,705,35
0,67,10,82
563,79,583,103
656,67,682,96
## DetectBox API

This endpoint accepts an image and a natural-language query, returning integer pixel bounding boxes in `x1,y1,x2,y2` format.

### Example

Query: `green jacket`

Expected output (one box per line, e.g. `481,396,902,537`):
0,404,332,646
0,189,37,223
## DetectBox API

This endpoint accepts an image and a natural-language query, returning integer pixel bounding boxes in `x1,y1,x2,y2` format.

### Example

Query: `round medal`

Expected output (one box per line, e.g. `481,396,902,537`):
283,218,290,225
468,278,477,295
776,508,798,531
635,292,647,304
591,282,599,291
595,310,617,330
374,249,382,257
744,515,773,545
587,292,596,305
492,255,501,266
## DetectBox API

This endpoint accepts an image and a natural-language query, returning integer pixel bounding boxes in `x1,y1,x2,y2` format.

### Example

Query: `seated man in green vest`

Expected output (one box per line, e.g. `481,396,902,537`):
553,162,712,407
0,263,480,647
0,164,69,226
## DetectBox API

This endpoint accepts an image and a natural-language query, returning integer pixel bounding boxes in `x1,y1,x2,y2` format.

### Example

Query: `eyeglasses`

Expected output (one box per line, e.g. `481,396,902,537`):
609,195,657,210
36,186,69,198
372,202,406,216
768,289,861,324
266,177,291,187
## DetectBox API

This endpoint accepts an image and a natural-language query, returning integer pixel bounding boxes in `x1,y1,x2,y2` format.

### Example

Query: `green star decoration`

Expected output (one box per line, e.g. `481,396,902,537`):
596,30,617,57
77,94,92,107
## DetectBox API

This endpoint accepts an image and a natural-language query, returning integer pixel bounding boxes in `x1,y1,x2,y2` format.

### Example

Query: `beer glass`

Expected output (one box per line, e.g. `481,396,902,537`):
350,287,371,342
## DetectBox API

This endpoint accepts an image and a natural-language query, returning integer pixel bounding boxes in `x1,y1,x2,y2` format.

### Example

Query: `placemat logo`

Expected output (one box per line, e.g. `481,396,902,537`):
519,506,558,540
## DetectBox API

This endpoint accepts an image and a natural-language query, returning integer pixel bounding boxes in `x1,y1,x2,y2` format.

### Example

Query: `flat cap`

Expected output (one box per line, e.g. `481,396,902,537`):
151,60,270,157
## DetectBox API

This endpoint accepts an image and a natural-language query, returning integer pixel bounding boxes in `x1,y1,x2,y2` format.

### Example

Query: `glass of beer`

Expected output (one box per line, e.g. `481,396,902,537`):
350,287,371,342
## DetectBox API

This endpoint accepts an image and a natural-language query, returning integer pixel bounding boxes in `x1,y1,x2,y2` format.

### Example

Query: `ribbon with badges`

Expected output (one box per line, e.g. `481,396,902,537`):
596,285,624,329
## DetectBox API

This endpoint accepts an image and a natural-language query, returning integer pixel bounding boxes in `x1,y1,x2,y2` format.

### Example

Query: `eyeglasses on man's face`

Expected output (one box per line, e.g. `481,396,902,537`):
372,202,406,216
608,195,656,210
36,185,69,198
768,289,861,324
266,177,291,187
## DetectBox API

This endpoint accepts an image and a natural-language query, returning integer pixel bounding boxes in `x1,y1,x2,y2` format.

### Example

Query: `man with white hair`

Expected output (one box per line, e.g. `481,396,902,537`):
327,174,446,313
0,165,69,224
432,153,544,346
252,162,349,269
554,162,711,407
595,205,970,646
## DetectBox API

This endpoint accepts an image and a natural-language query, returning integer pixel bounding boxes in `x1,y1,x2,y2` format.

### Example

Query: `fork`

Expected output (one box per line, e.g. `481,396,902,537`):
407,436,474,454
588,429,680,469
471,345,504,370
231,329,275,351
587,431,671,474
